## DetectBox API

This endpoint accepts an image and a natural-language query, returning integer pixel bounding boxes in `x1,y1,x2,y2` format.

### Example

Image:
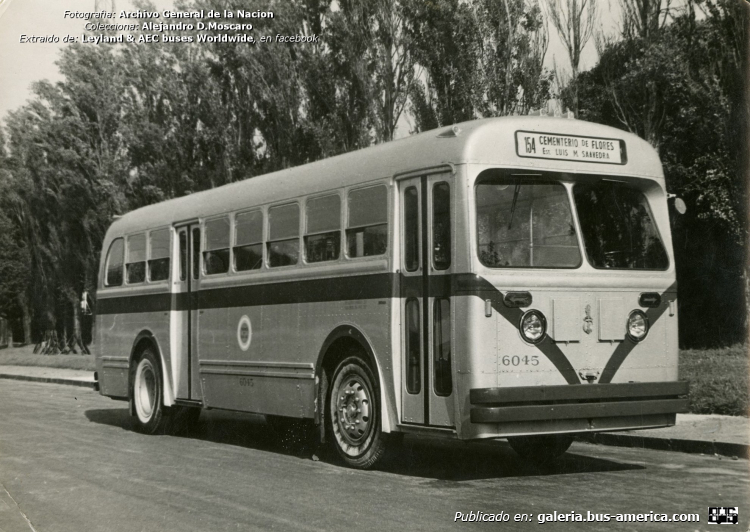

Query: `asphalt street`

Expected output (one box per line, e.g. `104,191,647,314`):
0,380,747,532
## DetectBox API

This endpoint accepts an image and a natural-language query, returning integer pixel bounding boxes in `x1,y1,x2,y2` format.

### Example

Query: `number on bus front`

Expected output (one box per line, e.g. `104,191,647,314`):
501,355,539,366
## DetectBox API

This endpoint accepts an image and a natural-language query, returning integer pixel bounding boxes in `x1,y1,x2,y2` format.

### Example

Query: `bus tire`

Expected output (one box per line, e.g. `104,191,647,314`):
328,356,386,469
131,348,172,434
507,434,574,465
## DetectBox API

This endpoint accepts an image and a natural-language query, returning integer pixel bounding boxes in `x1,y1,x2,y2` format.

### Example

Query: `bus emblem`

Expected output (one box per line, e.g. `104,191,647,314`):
583,304,593,335
237,315,252,351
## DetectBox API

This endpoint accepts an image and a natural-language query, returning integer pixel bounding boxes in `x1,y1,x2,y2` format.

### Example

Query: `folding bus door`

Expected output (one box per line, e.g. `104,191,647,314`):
399,173,455,427
173,223,202,401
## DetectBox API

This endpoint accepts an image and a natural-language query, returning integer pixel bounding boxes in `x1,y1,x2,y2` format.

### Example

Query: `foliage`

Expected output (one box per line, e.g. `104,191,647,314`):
404,0,552,130
679,345,748,416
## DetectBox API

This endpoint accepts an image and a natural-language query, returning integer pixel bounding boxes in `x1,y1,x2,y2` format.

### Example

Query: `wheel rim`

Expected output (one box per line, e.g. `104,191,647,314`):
134,359,156,423
334,373,373,449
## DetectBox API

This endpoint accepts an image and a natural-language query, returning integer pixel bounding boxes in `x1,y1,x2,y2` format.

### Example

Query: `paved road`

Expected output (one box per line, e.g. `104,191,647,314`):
0,380,747,532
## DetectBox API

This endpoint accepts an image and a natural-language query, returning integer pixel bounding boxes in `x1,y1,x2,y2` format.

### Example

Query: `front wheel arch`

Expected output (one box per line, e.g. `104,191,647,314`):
128,331,172,413
314,327,381,416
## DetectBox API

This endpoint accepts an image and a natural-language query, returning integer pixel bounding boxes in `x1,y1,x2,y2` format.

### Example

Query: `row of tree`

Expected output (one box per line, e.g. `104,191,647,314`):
0,0,746,348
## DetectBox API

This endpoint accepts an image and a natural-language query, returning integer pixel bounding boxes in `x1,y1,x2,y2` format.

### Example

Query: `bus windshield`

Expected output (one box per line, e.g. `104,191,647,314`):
476,176,581,268
573,181,669,270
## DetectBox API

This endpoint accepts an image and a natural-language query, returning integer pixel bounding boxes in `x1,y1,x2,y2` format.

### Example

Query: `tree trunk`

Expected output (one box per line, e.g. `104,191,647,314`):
17,294,31,345
72,297,82,343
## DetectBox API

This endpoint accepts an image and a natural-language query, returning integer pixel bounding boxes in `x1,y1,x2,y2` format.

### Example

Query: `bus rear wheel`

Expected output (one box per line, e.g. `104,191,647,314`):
328,356,386,469
507,434,574,465
132,348,171,434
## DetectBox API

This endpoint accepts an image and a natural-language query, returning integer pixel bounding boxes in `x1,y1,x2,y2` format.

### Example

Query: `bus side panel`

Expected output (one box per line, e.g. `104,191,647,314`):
96,310,131,398
96,308,172,400
198,295,391,419
199,299,310,416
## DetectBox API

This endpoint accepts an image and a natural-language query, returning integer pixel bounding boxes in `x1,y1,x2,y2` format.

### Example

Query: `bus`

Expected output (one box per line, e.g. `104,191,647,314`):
94,115,688,469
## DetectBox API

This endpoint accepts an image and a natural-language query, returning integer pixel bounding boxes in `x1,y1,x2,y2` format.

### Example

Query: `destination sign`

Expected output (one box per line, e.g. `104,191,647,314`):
515,131,626,165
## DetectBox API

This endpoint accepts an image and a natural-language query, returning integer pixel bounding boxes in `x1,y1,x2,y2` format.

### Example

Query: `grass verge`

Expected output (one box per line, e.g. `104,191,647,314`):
679,344,748,417
0,345,95,372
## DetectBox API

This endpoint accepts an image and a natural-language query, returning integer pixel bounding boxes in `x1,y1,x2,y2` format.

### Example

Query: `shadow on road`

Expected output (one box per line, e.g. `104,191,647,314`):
85,407,645,481
381,439,645,481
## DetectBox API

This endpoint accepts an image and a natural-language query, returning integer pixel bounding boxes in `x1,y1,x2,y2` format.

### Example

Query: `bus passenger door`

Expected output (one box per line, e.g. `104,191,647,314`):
189,225,202,401
399,174,455,427
173,223,202,401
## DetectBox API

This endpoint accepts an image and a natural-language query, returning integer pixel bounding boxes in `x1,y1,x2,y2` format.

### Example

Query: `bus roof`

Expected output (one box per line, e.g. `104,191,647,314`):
108,116,662,236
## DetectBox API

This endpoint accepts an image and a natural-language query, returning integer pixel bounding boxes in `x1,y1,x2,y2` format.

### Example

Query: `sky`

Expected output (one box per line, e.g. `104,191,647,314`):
0,0,614,123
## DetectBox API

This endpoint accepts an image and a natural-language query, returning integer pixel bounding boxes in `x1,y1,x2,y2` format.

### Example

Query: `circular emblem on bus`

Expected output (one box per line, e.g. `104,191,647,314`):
237,315,252,351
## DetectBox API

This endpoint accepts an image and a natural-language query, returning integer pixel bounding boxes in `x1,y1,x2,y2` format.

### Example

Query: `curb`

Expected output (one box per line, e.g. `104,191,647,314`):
0,373,96,389
578,432,748,460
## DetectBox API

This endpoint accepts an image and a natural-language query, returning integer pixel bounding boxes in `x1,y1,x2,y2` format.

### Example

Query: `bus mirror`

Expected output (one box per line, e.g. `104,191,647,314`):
674,198,687,214
668,194,687,214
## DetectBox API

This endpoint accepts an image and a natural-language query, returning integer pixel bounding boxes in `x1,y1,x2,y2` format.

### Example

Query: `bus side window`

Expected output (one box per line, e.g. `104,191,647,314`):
433,298,452,396
104,238,124,287
234,210,264,271
346,184,388,258
432,182,451,270
204,217,230,275
148,228,170,282
192,228,200,280
268,203,300,267
126,233,146,284
179,230,187,281
404,186,420,271
305,194,341,263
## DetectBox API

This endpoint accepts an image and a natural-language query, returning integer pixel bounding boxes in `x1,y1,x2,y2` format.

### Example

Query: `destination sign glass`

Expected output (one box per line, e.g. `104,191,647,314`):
515,131,626,165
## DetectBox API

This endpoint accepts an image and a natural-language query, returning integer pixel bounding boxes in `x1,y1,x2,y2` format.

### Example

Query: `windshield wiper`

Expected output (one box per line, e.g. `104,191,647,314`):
508,178,522,230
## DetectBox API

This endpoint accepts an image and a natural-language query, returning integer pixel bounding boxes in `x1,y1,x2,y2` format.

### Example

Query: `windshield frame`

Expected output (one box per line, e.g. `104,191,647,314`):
472,168,671,272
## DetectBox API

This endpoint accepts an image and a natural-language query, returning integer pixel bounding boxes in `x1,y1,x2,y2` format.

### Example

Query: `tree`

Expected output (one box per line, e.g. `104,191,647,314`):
619,0,674,40
477,0,552,116
403,0,483,130
371,0,416,142
544,0,597,113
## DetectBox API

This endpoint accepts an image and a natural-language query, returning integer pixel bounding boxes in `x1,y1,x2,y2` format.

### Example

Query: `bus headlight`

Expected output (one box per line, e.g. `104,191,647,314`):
627,310,649,342
520,310,547,344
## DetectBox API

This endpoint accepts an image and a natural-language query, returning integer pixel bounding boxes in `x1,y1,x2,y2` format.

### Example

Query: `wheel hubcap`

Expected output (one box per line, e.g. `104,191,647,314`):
135,361,155,422
335,376,371,445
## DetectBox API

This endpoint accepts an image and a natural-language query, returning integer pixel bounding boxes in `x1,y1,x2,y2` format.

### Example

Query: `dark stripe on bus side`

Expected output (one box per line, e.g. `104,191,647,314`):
96,273,675,386
98,273,397,314
598,282,677,384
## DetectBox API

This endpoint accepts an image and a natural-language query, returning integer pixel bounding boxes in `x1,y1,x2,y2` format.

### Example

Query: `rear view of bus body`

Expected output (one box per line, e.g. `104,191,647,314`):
94,116,687,467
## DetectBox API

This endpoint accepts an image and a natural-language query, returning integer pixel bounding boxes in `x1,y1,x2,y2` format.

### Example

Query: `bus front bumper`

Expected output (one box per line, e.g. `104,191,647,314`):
469,381,689,424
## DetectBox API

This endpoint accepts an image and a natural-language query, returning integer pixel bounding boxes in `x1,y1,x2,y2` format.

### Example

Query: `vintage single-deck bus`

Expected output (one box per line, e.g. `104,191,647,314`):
95,116,688,469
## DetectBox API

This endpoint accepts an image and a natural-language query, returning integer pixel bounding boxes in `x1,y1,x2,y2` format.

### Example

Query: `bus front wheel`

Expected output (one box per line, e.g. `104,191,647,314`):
507,434,574,465
328,356,386,469
131,348,171,434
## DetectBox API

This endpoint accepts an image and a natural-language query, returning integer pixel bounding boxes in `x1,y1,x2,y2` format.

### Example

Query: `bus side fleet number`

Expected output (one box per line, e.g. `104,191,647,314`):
502,355,539,366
